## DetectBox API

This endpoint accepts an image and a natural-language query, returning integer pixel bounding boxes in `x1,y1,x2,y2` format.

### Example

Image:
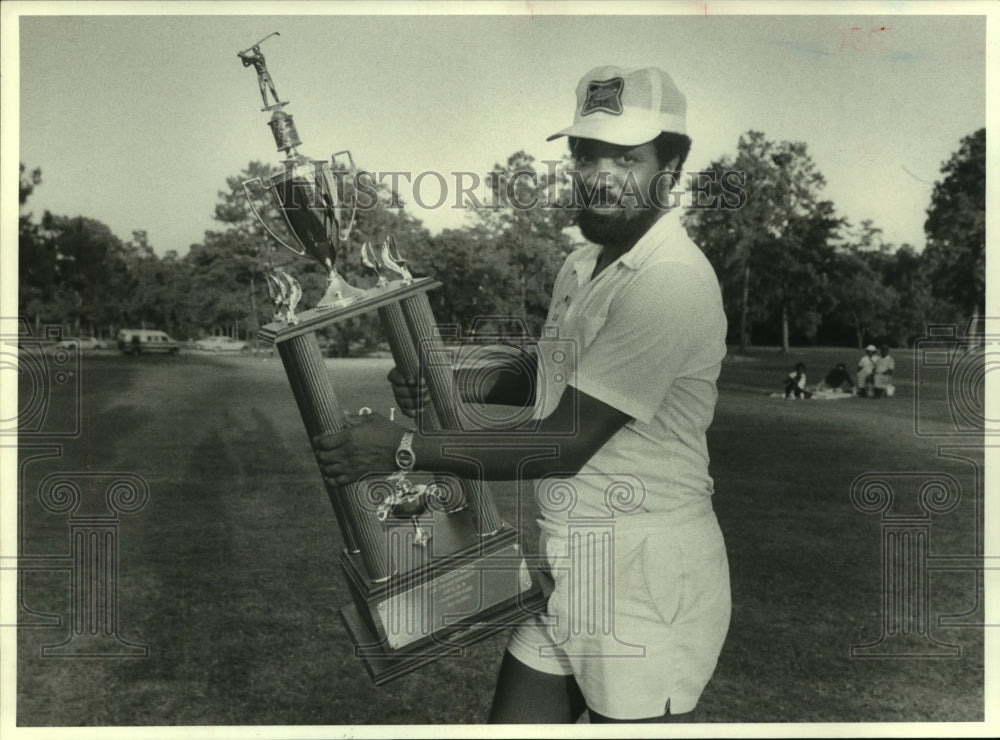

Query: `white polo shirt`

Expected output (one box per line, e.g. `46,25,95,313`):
535,207,727,522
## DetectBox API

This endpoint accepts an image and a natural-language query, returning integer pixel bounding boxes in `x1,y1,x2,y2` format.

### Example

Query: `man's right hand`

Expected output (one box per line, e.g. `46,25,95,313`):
388,367,430,418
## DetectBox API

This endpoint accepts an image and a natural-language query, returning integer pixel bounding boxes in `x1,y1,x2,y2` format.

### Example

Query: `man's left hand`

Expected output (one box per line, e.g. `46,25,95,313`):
313,412,405,487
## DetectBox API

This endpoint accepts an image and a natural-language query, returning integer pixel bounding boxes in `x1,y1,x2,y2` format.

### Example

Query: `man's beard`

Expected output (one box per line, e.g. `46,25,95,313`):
576,203,662,250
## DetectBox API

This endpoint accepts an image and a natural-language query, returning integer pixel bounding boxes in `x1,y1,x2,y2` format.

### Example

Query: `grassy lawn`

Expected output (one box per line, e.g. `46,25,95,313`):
14,344,986,729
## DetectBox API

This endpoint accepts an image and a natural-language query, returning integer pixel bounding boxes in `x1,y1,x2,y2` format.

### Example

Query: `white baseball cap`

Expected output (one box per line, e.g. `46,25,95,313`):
547,65,687,146
866,345,877,352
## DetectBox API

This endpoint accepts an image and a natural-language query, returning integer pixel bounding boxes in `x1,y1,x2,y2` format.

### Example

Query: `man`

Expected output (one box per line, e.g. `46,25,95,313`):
856,345,878,397
314,66,730,723
872,344,895,398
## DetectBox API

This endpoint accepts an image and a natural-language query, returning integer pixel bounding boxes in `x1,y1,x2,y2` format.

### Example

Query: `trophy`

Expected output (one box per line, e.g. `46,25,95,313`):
238,32,365,309
238,36,543,684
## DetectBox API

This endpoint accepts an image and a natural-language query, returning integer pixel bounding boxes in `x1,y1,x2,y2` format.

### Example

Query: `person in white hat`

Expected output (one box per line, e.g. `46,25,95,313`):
856,345,878,397
314,66,729,723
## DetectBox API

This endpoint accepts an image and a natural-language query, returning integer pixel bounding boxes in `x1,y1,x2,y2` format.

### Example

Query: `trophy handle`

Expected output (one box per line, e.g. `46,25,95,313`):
331,150,364,243
242,177,307,257
340,194,358,244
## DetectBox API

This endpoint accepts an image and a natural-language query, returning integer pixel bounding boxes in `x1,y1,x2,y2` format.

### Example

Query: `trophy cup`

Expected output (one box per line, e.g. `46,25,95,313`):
239,36,543,684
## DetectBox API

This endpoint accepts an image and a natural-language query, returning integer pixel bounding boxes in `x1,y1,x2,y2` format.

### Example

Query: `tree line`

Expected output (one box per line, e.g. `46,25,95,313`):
18,128,983,354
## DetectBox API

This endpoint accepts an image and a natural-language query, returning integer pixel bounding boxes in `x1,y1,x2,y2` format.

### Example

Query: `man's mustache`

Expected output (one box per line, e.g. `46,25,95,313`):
553,188,653,210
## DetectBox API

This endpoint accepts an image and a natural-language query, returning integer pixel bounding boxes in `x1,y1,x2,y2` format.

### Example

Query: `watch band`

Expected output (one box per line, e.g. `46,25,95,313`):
395,430,416,472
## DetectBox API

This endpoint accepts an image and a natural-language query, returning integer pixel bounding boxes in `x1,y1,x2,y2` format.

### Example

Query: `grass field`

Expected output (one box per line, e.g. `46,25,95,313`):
14,344,987,728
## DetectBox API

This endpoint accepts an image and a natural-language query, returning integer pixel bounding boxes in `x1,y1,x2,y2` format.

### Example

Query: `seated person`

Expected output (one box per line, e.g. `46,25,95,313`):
856,345,877,397
783,362,811,399
872,345,895,398
820,362,854,393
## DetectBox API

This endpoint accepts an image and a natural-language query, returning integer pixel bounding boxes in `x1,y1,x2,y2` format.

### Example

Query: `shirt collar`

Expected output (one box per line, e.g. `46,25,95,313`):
570,243,602,286
618,207,681,271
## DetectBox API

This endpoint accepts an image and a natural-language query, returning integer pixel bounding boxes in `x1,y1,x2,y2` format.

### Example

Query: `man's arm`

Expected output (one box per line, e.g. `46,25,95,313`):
387,348,537,419
314,381,630,487
412,381,629,481
455,349,538,407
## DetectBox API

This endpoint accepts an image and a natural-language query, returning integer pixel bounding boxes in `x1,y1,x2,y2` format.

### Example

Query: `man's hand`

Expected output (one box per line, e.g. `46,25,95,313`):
387,367,430,419
313,412,405,487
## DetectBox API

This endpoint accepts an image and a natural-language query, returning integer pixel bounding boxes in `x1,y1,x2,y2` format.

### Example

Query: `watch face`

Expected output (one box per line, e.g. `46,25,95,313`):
396,449,415,469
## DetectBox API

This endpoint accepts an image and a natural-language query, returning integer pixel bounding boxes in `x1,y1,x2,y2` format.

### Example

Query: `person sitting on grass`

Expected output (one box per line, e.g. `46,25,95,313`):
872,345,896,398
820,362,854,393
856,345,877,397
784,362,812,399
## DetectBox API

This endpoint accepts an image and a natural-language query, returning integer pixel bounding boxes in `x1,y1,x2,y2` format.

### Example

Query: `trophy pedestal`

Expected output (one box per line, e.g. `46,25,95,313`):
316,270,366,309
259,277,438,344
340,516,545,685
259,278,545,683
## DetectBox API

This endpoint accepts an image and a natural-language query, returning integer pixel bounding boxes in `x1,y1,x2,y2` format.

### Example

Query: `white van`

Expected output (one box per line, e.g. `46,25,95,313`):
117,329,180,355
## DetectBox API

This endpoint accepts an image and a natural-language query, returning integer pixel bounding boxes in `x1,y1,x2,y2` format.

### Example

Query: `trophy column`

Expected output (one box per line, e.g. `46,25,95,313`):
400,292,504,536
276,332,395,582
378,300,505,535
376,303,441,430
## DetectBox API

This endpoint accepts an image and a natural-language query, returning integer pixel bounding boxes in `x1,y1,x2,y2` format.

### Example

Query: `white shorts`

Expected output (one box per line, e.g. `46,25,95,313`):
507,506,731,720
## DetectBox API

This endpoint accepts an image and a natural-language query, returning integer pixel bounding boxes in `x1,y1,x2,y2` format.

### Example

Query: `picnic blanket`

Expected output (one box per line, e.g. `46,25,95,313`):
769,388,857,401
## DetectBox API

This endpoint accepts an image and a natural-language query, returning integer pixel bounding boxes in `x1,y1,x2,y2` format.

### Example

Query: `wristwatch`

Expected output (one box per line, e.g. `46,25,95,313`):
395,430,416,472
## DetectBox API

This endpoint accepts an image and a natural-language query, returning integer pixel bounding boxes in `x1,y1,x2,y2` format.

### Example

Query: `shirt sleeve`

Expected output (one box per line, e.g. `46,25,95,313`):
570,261,725,424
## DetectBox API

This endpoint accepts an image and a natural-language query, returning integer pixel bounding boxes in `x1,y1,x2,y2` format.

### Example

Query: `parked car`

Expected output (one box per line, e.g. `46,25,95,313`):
54,336,107,351
117,329,180,355
193,336,250,353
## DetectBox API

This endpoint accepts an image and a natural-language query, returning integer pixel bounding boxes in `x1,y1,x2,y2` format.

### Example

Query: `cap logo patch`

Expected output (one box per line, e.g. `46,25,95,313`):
581,77,624,116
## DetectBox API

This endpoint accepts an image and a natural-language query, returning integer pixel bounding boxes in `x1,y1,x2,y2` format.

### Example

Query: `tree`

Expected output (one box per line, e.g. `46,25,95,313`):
878,243,948,346
684,131,842,352
118,231,193,337
418,224,523,328
19,163,42,206
922,128,985,322
35,213,133,337
18,162,167,339
466,151,577,334
826,223,897,349
18,164,56,333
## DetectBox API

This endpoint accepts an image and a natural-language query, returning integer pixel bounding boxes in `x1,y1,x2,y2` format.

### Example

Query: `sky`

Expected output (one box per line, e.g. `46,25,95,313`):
5,4,988,260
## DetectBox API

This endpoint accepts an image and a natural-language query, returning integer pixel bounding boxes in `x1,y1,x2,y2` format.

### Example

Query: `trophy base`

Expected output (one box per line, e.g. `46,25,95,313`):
340,582,546,685
338,522,546,685
316,277,366,309
259,277,441,343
